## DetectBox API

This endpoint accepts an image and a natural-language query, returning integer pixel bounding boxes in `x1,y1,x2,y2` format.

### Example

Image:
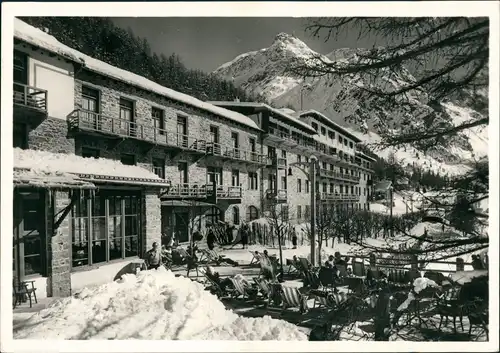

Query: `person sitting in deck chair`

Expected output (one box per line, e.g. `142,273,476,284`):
145,242,162,270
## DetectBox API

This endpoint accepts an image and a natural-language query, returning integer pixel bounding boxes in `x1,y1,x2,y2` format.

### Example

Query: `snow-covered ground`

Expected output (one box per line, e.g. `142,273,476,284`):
14,268,307,340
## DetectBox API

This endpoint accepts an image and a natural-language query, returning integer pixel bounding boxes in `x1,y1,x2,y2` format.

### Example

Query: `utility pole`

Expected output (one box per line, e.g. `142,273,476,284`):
275,154,284,279
389,185,394,238
309,156,318,266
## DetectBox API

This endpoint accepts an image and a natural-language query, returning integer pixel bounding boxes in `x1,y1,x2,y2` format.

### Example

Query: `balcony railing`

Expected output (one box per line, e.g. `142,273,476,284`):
206,142,266,164
162,183,211,198
216,186,243,199
266,127,314,150
319,193,361,202
68,109,207,152
13,83,47,112
266,156,287,169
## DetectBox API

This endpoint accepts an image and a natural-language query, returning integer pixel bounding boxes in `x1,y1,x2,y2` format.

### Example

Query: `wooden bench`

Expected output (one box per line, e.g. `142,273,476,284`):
13,280,38,309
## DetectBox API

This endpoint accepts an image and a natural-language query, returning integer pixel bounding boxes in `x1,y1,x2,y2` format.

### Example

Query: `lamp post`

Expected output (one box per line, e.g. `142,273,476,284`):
288,155,319,266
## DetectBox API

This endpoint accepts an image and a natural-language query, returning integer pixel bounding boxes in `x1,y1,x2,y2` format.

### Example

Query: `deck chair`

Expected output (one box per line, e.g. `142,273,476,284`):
197,267,225,298
175,248,199,277
280,285,309,314
303,270,321,290
249,251,263,265
311,290,335,309
253,277,271,298
199,249,223,265
298,257,314,272
286,258,302,275
229,276,258,300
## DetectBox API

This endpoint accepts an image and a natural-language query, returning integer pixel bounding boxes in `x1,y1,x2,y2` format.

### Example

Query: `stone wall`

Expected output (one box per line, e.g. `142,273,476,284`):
45,191,72,297
27,117,75,154
142,189,162,252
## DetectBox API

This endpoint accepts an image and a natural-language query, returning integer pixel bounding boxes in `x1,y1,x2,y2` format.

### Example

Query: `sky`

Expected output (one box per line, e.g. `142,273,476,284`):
112,17,387,73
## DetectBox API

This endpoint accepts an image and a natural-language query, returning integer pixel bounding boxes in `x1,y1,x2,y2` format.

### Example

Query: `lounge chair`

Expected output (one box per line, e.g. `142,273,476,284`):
253,277,271,299
311,290,335,309
249,251,263,265
303,269,321,290
286,258,303,276
437,286,465,333
199,248,224,265
229,276,258,300
298,257,314,272
280,285,309,314
198,267,226,298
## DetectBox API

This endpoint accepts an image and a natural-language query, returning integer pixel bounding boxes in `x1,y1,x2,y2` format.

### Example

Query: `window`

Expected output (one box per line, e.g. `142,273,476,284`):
231,169,240,186
13,191,46,277
152,107,165,134
71,190,141,268
322,161,327,169
281,150,287,159
232,206,240,225
81,87,100,129
322,183,327,193
206,207,222,227
305,180,310,193
351,186,354,194
119,98,134,121
320,126,326,135
281,205,289,221
246,206,259,222
311,122,318,131
231,132,239,150
344,139,348,146
210,125,219,143
267,146,276,158
297,155,302,163
297,205,302,220
13,123,28,149
330,164,334,171
249,137,256,152
207,167,222,185
330,183,334,193
248,172,258,190
281,176,287,190
349,141,354,148
364,188,366,196
152,158,165,179
177,115,188,148
339,136,343,143
297,179,302,193
178,162,188,184
268,174,276,191
14,50,28,85
121,154,136,166
328,130,335,139
82,147,100,159
340,185,344,194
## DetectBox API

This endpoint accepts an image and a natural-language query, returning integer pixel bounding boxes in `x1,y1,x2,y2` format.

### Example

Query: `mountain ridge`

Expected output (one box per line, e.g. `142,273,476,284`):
214,32,488,176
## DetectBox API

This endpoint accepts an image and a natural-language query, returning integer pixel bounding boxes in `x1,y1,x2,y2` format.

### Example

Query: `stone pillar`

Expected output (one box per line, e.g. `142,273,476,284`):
142,189,161,254
46,191,72,297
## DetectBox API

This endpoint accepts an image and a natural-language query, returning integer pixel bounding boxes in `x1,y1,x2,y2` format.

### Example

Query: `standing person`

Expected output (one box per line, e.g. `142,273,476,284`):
206,227,216,250
145,242,162,270
291,229,298,249
241,224,249,249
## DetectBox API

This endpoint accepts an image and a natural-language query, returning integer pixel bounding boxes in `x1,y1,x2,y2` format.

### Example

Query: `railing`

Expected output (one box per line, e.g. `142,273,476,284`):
318,169,360,182
267,127,315,150
163,183,210,198
13,82,47,112
267,156,287,168
68,109,206,152
205,142,265,164
319,193,360,202
215,186,243,199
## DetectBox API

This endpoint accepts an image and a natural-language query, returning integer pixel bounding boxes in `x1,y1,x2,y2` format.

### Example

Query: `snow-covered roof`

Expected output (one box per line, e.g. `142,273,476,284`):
14,148,169,186
208,101,316,134
299,110,361,142
14,18,260,132
14,169,96,189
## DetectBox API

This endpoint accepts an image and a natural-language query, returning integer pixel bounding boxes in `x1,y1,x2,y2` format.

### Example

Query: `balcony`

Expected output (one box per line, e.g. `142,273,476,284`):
315,144,340,163
67,109,207,154
318,169,360,183
266,156,287,170
264,127,314,153
161,183,211,199
205,142,267,166
265,189,287,203
13,82,48,123
319,193,361,202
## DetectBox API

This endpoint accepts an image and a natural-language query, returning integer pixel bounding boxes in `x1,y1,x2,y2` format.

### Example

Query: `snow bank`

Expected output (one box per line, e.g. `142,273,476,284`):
14,18,261,132
14,148,165,182
14,268,307,340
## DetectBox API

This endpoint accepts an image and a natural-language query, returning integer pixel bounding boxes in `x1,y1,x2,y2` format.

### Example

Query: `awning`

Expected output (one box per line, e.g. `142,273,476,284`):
14,169,96,190
374,180,392,192
161,200,215,208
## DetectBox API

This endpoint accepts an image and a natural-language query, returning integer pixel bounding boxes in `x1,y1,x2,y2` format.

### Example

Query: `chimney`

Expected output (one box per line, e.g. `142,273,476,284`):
234,97,240,102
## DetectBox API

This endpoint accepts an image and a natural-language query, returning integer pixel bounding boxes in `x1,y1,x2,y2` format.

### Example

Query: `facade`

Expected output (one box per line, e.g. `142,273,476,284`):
12,19,375,299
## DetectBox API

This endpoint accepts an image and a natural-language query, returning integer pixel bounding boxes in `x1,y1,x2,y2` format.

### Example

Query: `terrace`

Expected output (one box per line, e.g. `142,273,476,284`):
13,82,48,123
